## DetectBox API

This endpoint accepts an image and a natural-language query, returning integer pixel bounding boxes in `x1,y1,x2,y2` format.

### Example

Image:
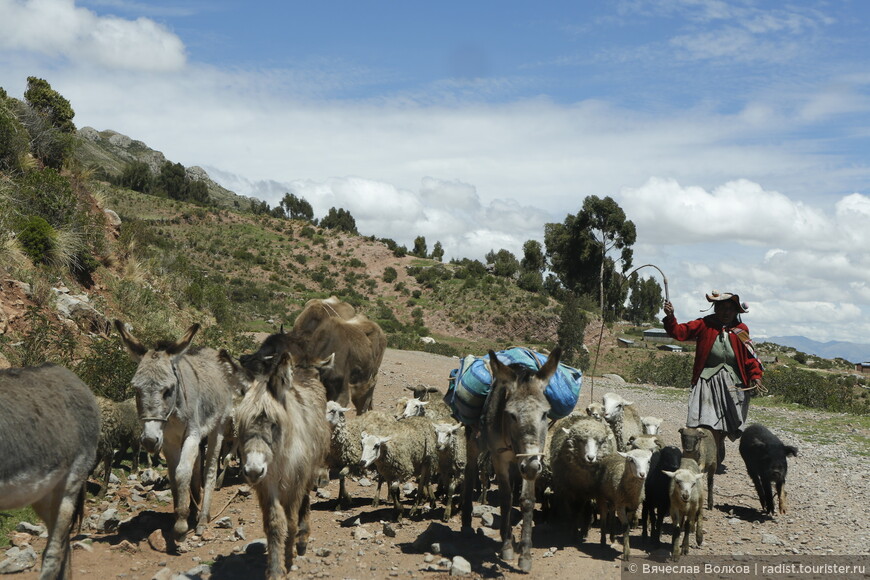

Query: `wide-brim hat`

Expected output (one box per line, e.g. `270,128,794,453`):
706,290,748,313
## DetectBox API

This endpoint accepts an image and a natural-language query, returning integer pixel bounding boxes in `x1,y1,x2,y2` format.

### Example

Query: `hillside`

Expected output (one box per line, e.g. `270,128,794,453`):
766,335,869,364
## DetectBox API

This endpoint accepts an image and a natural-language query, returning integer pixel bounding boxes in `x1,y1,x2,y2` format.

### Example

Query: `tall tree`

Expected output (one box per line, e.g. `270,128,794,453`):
486,248,519,278
412,235,427,258
578,195,636,313
557,292,588,367
431,241,444,262
520,239,546,274
280,192,314,221
625,274,664,324
24,77,75,133
320,207,358,233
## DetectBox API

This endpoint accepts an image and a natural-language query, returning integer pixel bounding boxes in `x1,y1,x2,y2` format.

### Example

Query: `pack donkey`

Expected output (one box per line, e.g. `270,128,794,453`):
227,349,332,580
461,347,561,573
0,364,100,580
115,320,236,540
240,296,386,414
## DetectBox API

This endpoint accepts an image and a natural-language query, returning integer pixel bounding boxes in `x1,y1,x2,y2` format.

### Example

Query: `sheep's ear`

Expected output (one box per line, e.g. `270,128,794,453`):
623,399,634,406
618,451,629,458
678,427,686,434
694,473,705,482
420,401,429,406
562,427,570,434
361,431,368,439
785,445,798,457
662,470,677,479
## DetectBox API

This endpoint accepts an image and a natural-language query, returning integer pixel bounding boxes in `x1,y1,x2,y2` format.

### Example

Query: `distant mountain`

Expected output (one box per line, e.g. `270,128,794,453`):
764,336,870,364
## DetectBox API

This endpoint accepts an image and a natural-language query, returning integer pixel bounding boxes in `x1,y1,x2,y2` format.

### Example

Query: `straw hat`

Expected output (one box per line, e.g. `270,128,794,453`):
705,290,748,313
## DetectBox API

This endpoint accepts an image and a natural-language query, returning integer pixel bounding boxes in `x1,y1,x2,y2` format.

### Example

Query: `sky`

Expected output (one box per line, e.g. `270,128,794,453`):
1,0,869,348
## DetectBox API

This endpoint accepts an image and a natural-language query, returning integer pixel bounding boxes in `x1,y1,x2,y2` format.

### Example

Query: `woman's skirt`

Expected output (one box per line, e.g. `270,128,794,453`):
686,368,749,440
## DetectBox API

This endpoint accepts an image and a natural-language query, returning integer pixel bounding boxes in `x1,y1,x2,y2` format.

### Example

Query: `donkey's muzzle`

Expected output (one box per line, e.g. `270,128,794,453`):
140,432,162,455
519,457,542,481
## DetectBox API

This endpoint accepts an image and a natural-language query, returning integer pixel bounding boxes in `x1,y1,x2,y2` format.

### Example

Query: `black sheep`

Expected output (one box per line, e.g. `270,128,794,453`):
641,445,682,546
739,424,798,515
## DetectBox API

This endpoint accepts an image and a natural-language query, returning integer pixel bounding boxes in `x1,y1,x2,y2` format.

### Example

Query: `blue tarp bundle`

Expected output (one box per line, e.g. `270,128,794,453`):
444,347,582,425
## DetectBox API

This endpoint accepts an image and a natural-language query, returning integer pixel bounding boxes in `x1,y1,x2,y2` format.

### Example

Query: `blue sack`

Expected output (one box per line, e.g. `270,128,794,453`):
444,347,582,425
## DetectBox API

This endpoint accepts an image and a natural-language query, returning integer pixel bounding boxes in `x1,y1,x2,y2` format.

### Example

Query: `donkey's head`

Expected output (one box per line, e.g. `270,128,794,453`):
238,329,302,380
490,347,561,481
114,320,200,454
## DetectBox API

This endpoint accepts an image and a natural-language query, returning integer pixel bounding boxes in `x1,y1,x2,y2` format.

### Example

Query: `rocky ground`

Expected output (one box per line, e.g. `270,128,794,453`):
4,348,868,580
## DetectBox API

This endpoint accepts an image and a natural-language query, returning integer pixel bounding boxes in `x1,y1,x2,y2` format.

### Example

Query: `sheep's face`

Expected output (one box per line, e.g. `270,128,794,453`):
325,402,349,428
603,393,632,422
665,469,704,503
433,423,460,453
359,432,390,469
641,416,663,435
397,399,426,420
586,402,605,422
679,427,707,456
620,449,652,481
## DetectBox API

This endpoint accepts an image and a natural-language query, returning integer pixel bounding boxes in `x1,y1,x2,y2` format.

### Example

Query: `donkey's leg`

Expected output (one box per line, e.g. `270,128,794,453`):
171,434,201,540
460,426,480,532
33,476,79,580
517,477,537,572
494,460,515,562
283,495,301,570
196,427,225,535
261,493,287,580
337,466,351,510
295,493,312,557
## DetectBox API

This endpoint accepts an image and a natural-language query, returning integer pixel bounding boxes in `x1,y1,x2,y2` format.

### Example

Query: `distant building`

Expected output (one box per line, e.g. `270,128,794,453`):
760,356,779,366
856,362,870,373
617,338,635,348
658,344,684,352
643,328,671,343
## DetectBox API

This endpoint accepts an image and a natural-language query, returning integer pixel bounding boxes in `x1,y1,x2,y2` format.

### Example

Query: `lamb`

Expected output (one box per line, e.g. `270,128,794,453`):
602,392,643,452
325,404,395,509
641,445,682,546
432,422,466,521
739,423,798,515
548,414,618,541
359,415,438,521
679,426,717,509
628,433,663,453
641,416,663,435
395,397,455,423
593,448,653,560
586,401,606,423
93,396,140,497
663,458,705,561
405,383,441,401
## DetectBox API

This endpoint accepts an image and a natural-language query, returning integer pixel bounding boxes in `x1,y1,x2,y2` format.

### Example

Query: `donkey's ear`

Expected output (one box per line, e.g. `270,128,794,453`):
536,346,562,383
114,319,147,361
166,323,200,357
218,349,256,392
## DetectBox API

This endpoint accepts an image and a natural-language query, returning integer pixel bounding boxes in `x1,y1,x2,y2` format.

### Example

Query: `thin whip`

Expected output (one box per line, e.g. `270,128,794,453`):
588,263,669,402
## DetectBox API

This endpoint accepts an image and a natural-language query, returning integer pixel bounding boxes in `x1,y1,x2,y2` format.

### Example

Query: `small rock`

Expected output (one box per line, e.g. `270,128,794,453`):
97,508,120,533
147,529,167,553
481,512,494,527
15,522,46,537
214,517,233,529
110,540,139,554
353,527,373,541
423,554,435,563
315,488,332,499
430,542,441,555
10,533,31,547
382,522,397,537
0,545,38,573
357,477,374,487
233,527,246,541
315,547,331,557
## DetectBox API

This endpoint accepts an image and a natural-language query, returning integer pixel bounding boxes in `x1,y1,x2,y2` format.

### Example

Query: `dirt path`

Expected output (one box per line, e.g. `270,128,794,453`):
7,348,869,579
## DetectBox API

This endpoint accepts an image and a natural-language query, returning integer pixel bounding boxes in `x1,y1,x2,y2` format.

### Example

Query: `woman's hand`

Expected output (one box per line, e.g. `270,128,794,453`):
663,301,674,317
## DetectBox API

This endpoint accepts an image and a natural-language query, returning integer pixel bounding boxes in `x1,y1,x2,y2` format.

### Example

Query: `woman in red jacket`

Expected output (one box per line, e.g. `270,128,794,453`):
663,291,764,462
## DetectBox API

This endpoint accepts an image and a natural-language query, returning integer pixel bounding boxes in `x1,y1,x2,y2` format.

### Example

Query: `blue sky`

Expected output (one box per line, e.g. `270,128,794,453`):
1,0,869,349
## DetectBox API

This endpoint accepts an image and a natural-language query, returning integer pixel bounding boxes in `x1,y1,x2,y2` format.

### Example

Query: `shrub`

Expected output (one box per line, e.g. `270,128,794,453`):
764,366,869,414
74,338,139,401
383,267,398,283
18,215,55,264
631,352,693,387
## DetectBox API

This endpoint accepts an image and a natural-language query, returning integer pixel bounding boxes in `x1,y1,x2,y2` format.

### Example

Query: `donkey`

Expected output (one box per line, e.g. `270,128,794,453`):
0,364,100,580
115,320,236,540
234,350,332,580
461,347,561,573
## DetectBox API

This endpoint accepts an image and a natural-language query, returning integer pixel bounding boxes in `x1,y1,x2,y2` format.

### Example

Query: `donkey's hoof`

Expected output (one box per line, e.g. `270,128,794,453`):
173,520,189,541
501,546,515,561
518,555,532,572
296,541,308,556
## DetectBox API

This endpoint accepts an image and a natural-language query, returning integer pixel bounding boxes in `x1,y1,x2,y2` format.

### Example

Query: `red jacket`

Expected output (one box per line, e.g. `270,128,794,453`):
663,314,763,387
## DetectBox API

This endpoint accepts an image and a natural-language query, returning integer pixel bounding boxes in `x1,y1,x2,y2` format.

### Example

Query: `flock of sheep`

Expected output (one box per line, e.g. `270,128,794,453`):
0,296,800,579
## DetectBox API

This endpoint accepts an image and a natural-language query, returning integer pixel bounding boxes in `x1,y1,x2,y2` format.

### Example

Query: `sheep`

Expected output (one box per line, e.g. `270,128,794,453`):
432,421,466,521
663,458,705,561
641,416,663,435
679,426,717,509
325,404,395,509
405,383,441,401
602,392,643,452
641,445,682,546
628,434,664,453
359,415,438,521
94,396,140,497
586,401,606,423
593,448,653,560
548,414,618,541
395,397,456,423
739,423,798,515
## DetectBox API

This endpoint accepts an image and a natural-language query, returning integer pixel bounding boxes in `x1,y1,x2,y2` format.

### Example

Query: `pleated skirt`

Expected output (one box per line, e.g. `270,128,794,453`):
686,368,749,440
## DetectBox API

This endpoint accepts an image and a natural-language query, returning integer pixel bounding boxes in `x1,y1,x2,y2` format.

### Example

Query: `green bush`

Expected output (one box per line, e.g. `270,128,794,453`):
631,353,693,387
74,338,139,401
383,267,398,283
764,366,869,414
18,215,55,264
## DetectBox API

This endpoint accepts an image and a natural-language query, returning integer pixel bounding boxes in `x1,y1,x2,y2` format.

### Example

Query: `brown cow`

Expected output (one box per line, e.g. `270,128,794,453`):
239,297,386,415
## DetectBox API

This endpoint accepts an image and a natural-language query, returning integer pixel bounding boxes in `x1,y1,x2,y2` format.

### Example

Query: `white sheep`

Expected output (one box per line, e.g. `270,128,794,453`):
602,392,644,452
325,404,395,509
663,458,705,561
395,397,455,423
628,434,664,453
679,426,717,509
594,448,653,560
432,422,466,521
641,416,663,435
586,401,606,422
359,415,438,521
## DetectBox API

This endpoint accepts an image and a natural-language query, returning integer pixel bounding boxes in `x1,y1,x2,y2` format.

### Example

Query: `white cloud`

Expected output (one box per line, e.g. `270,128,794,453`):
0,0,185,71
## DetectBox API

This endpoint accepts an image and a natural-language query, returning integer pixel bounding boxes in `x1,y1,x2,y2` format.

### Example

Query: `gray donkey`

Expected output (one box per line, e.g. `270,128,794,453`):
115,320,236,540
461,347,561,573
0,364,100,580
